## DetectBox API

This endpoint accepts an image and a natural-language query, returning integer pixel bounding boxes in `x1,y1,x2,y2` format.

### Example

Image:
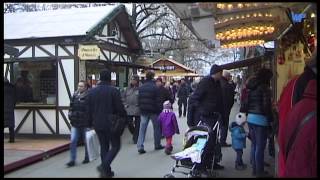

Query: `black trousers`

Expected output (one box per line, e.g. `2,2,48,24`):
127,116,141,143
4,127,15,142
178,98,187,117
220,108,232,144
95,130,121,174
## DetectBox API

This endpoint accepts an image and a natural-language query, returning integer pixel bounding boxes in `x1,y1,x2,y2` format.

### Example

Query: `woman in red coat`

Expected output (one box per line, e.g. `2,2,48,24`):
283,80,317,177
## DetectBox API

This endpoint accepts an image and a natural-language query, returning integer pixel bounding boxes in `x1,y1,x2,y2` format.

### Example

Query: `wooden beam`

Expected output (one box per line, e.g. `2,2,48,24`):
16,46,31,58
59,110,71,131
36,45,55,57
15,110,32,134
58,59,72,100
59,45,74,57
36,109,56,134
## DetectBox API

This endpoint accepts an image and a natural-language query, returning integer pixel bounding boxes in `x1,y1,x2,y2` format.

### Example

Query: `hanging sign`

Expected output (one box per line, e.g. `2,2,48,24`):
78,45,100,60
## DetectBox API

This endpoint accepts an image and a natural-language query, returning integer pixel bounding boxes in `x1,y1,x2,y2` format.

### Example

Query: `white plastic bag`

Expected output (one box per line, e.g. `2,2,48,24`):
86,129,100,161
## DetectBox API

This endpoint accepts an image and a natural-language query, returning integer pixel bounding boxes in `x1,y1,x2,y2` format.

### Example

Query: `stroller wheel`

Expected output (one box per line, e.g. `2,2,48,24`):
164,174,175,178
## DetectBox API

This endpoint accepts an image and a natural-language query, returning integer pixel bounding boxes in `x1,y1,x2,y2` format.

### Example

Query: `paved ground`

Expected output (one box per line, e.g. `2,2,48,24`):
4,101,275,178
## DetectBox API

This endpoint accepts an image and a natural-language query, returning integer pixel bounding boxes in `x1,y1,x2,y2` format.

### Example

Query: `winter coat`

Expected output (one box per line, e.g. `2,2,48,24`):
220,77,236,119
158,86,173,108
68,90,90,128
177,83,189,100
246,77,273,122
138,80,162,114
283,80,317,177
4,81,16,128
187,76,224,127
229,122,246,150
122,86,140,116
87,81,127,131
277,75,299,177
158,110,180,137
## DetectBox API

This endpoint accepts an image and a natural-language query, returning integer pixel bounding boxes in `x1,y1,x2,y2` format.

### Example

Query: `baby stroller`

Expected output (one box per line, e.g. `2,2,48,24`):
164,113,221,178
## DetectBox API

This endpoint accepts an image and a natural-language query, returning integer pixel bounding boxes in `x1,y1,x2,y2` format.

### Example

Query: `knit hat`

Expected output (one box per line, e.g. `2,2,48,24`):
210,64,222,75
163,100,172,110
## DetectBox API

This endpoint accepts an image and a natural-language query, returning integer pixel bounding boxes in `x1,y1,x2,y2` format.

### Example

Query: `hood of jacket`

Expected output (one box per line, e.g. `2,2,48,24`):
229,121,239,131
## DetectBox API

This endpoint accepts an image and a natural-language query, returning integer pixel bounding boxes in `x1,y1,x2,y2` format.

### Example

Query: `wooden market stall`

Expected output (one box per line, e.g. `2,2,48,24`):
140,57,199,82
3,5,145,136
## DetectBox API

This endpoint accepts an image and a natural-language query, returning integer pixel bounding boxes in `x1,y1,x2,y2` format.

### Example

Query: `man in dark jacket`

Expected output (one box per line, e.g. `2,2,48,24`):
187,64,225,170
4,78,16,143
137,71,164,154
87,69,127,178
156,77,172,109
220,71,236,147
177,78,189,117
246,68,273,177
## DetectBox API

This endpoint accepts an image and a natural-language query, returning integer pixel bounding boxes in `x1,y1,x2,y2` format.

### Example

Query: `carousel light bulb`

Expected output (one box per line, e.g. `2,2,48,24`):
237,3,243,8
253,13,257,17
236,15,240,19
230,17,233,20
258,13,262,17
227,4,233,9
241,15,245,19
247,14,250,18
311,13,316,18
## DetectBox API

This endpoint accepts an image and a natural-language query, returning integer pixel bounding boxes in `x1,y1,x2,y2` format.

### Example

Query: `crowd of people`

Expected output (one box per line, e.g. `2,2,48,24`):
3,51,316,177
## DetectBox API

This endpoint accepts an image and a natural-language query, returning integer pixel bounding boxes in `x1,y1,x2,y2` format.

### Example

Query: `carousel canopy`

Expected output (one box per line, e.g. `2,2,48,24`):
167,2,314,49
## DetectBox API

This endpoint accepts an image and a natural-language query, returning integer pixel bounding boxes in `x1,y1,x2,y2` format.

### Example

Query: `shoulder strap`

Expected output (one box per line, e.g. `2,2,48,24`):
285,111,316,159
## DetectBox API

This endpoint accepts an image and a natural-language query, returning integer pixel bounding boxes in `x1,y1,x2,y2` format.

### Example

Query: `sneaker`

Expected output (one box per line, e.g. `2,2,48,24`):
66,161,75,167
155,145,165,150
82,159,89,164
138,149,146,154
212,163,224,170
165,146,173,155
97,165,114,178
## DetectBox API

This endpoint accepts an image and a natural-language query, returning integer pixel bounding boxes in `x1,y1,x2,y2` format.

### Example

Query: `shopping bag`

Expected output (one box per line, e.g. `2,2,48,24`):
85,129,100,162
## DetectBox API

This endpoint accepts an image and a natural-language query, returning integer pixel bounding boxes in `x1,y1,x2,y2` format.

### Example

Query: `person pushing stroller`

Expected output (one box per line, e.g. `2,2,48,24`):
158,100,180,155
230,112,248,170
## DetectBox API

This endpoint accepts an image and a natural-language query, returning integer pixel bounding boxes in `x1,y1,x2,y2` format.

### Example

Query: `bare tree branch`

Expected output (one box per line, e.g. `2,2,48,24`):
137,12,168,35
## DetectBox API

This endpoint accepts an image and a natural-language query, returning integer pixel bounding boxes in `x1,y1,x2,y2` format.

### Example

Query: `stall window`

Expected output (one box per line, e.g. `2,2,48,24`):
12,61,57,105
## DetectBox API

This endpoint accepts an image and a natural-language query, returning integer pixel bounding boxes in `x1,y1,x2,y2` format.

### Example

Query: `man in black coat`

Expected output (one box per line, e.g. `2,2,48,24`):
87,69,127,178
220,70,236,147
137,71,164,154
177,78,189,117
187,64,225,170
4,78,16,143
156,77,172,109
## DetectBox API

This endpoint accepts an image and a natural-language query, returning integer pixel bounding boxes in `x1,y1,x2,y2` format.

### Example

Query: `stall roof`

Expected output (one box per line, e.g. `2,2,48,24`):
4,6,118,39
152,58,196,73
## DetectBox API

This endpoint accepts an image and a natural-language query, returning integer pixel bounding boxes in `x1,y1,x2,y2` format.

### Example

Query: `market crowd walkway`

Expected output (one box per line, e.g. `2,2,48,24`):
4,101,275,178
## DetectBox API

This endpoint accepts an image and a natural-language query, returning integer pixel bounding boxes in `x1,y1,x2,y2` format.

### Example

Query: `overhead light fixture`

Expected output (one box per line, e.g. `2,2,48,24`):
311,13,316,18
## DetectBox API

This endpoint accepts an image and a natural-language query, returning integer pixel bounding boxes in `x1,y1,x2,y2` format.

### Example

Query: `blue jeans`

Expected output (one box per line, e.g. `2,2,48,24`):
248,123,268,175
70,127,89,162
137,114,162,150
235,149,244,165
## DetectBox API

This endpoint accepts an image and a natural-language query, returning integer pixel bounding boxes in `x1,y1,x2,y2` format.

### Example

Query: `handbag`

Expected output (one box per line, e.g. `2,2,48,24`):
85,129,100,161
110,114,127,136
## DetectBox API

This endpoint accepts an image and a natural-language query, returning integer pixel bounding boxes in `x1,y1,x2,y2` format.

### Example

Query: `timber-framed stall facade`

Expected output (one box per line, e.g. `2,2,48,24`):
4,5,144,136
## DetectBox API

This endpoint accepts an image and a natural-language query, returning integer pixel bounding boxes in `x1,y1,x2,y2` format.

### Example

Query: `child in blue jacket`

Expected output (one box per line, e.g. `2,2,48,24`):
229,112,248,170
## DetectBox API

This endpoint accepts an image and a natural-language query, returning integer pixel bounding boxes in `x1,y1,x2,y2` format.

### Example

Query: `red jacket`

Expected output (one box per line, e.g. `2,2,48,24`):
277,75,299,177
283,80,317,177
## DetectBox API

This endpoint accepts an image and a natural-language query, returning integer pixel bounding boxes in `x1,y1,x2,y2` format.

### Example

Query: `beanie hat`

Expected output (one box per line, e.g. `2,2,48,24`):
210,64,222,75
163,100,172,110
